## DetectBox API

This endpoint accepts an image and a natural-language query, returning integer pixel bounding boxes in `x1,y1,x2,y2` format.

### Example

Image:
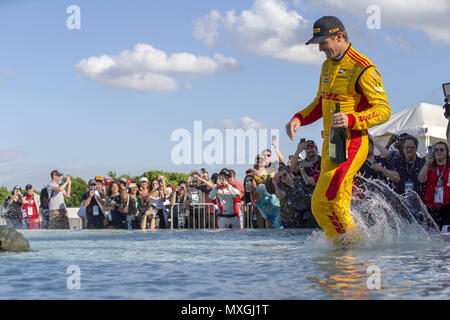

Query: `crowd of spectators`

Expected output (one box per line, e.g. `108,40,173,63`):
1,130,450,232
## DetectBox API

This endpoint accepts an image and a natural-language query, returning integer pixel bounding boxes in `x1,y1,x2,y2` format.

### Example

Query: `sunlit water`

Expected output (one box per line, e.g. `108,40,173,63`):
1,179,449,300
0,228,449,300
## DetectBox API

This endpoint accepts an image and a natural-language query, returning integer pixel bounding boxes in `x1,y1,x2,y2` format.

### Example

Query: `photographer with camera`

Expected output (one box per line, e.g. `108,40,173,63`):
81,179,108,229
273,165,319,229
290,139,321,184
169,181,189,228
47,170,71,229
1,186,24,228
186,170,212,228
208,170,241,229
418,141,450,231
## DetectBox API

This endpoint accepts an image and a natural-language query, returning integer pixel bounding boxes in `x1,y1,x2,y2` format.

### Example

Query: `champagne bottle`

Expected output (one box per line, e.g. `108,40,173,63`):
329,103,348,163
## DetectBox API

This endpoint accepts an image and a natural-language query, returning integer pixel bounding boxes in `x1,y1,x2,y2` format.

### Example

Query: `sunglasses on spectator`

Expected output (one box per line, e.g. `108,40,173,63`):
435,147,446,152
404,146,416,150
280,173,289,179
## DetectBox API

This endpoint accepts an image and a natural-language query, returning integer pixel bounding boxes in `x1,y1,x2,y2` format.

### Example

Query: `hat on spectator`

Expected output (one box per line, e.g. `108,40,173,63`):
13,185,21,190
104,179,112,184
51,169,63,177
191,170,199,176
25,184,33,190
306,140,317,146
139,177,149,183
128,182,137,188
119,178,127,184
246,168,254,175
88,179,97,187
127,179,135,184
219,169,232,177
95,175,103,183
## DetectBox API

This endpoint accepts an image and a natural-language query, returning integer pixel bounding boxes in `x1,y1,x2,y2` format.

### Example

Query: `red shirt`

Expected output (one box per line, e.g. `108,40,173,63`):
425,164,450,207
22,195,38,219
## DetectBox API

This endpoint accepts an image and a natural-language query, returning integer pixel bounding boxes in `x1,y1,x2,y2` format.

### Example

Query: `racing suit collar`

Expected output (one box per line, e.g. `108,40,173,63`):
332,43,352,62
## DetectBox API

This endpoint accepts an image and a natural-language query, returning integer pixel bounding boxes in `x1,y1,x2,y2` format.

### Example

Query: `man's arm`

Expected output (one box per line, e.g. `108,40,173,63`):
272,139,285,165
345,66,391,130
51,180,69,193
373,139,390,158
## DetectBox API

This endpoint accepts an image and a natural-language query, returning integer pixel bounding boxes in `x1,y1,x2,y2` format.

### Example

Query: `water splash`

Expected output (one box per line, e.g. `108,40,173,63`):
306,177,441,249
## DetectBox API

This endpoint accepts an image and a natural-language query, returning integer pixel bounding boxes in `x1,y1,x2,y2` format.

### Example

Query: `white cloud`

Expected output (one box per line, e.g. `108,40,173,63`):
212,117,269,130
311,0,450,44
193,0,323,65
75,43,243,92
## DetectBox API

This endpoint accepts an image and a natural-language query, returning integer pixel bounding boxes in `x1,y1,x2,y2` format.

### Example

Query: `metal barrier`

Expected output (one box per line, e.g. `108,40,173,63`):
168,202,268,229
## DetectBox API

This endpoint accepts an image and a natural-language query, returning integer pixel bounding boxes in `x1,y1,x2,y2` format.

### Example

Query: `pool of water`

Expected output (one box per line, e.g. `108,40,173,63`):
1,228,449,300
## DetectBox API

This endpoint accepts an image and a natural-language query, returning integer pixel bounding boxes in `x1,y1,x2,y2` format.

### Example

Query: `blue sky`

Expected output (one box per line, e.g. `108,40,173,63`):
0,0,449,189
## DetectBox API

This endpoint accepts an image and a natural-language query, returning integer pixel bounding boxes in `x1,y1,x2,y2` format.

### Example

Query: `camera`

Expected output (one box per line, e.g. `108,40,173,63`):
300,138,306,143
442,83,450,118
299,161,314,168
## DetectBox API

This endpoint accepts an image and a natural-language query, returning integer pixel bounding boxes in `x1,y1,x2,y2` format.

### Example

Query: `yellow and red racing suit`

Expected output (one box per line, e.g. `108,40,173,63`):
292,44,391,243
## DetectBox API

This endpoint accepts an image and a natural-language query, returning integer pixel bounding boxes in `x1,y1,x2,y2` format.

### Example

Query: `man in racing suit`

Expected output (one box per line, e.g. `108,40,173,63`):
285,16,391,245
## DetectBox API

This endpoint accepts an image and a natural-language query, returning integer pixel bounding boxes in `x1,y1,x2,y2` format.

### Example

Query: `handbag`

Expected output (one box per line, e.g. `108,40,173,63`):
77,203,86,218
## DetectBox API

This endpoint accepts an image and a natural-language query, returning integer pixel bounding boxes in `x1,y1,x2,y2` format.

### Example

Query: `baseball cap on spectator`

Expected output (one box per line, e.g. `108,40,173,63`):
119,178,127,184
191,170,199,176
128,182,137,189
306,140,316,147
95,176,103,183
139,177,149,183
51,170,63,177
25,184,33,190
246,168,254,175
127,179,135,184
13,185,21,191
88,179,97,187
104,179,112,184
220,169,232,177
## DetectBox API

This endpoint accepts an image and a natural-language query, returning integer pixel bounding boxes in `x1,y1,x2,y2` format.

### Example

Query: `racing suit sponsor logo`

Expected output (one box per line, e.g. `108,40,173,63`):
358,112,378,122
320,92,345,102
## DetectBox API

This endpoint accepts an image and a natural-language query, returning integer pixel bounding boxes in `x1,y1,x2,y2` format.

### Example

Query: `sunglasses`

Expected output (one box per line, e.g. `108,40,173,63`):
435,148,446,152
280,173,289,179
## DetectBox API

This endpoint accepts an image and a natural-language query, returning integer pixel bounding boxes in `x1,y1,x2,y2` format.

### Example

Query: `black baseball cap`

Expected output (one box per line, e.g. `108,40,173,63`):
306,140,316,146
51,169,63,177
305,16,345,45
219,169,232,178
88,179,97,187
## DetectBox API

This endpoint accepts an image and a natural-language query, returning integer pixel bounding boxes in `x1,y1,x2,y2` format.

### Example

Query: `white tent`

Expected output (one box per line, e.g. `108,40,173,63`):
368,102,448,156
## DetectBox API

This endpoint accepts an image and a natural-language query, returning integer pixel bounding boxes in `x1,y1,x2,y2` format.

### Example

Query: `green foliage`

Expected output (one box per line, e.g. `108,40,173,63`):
107,171,131,181
63,176,87,207
0,186,10,205
133,170,190,187
107,170,189,187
